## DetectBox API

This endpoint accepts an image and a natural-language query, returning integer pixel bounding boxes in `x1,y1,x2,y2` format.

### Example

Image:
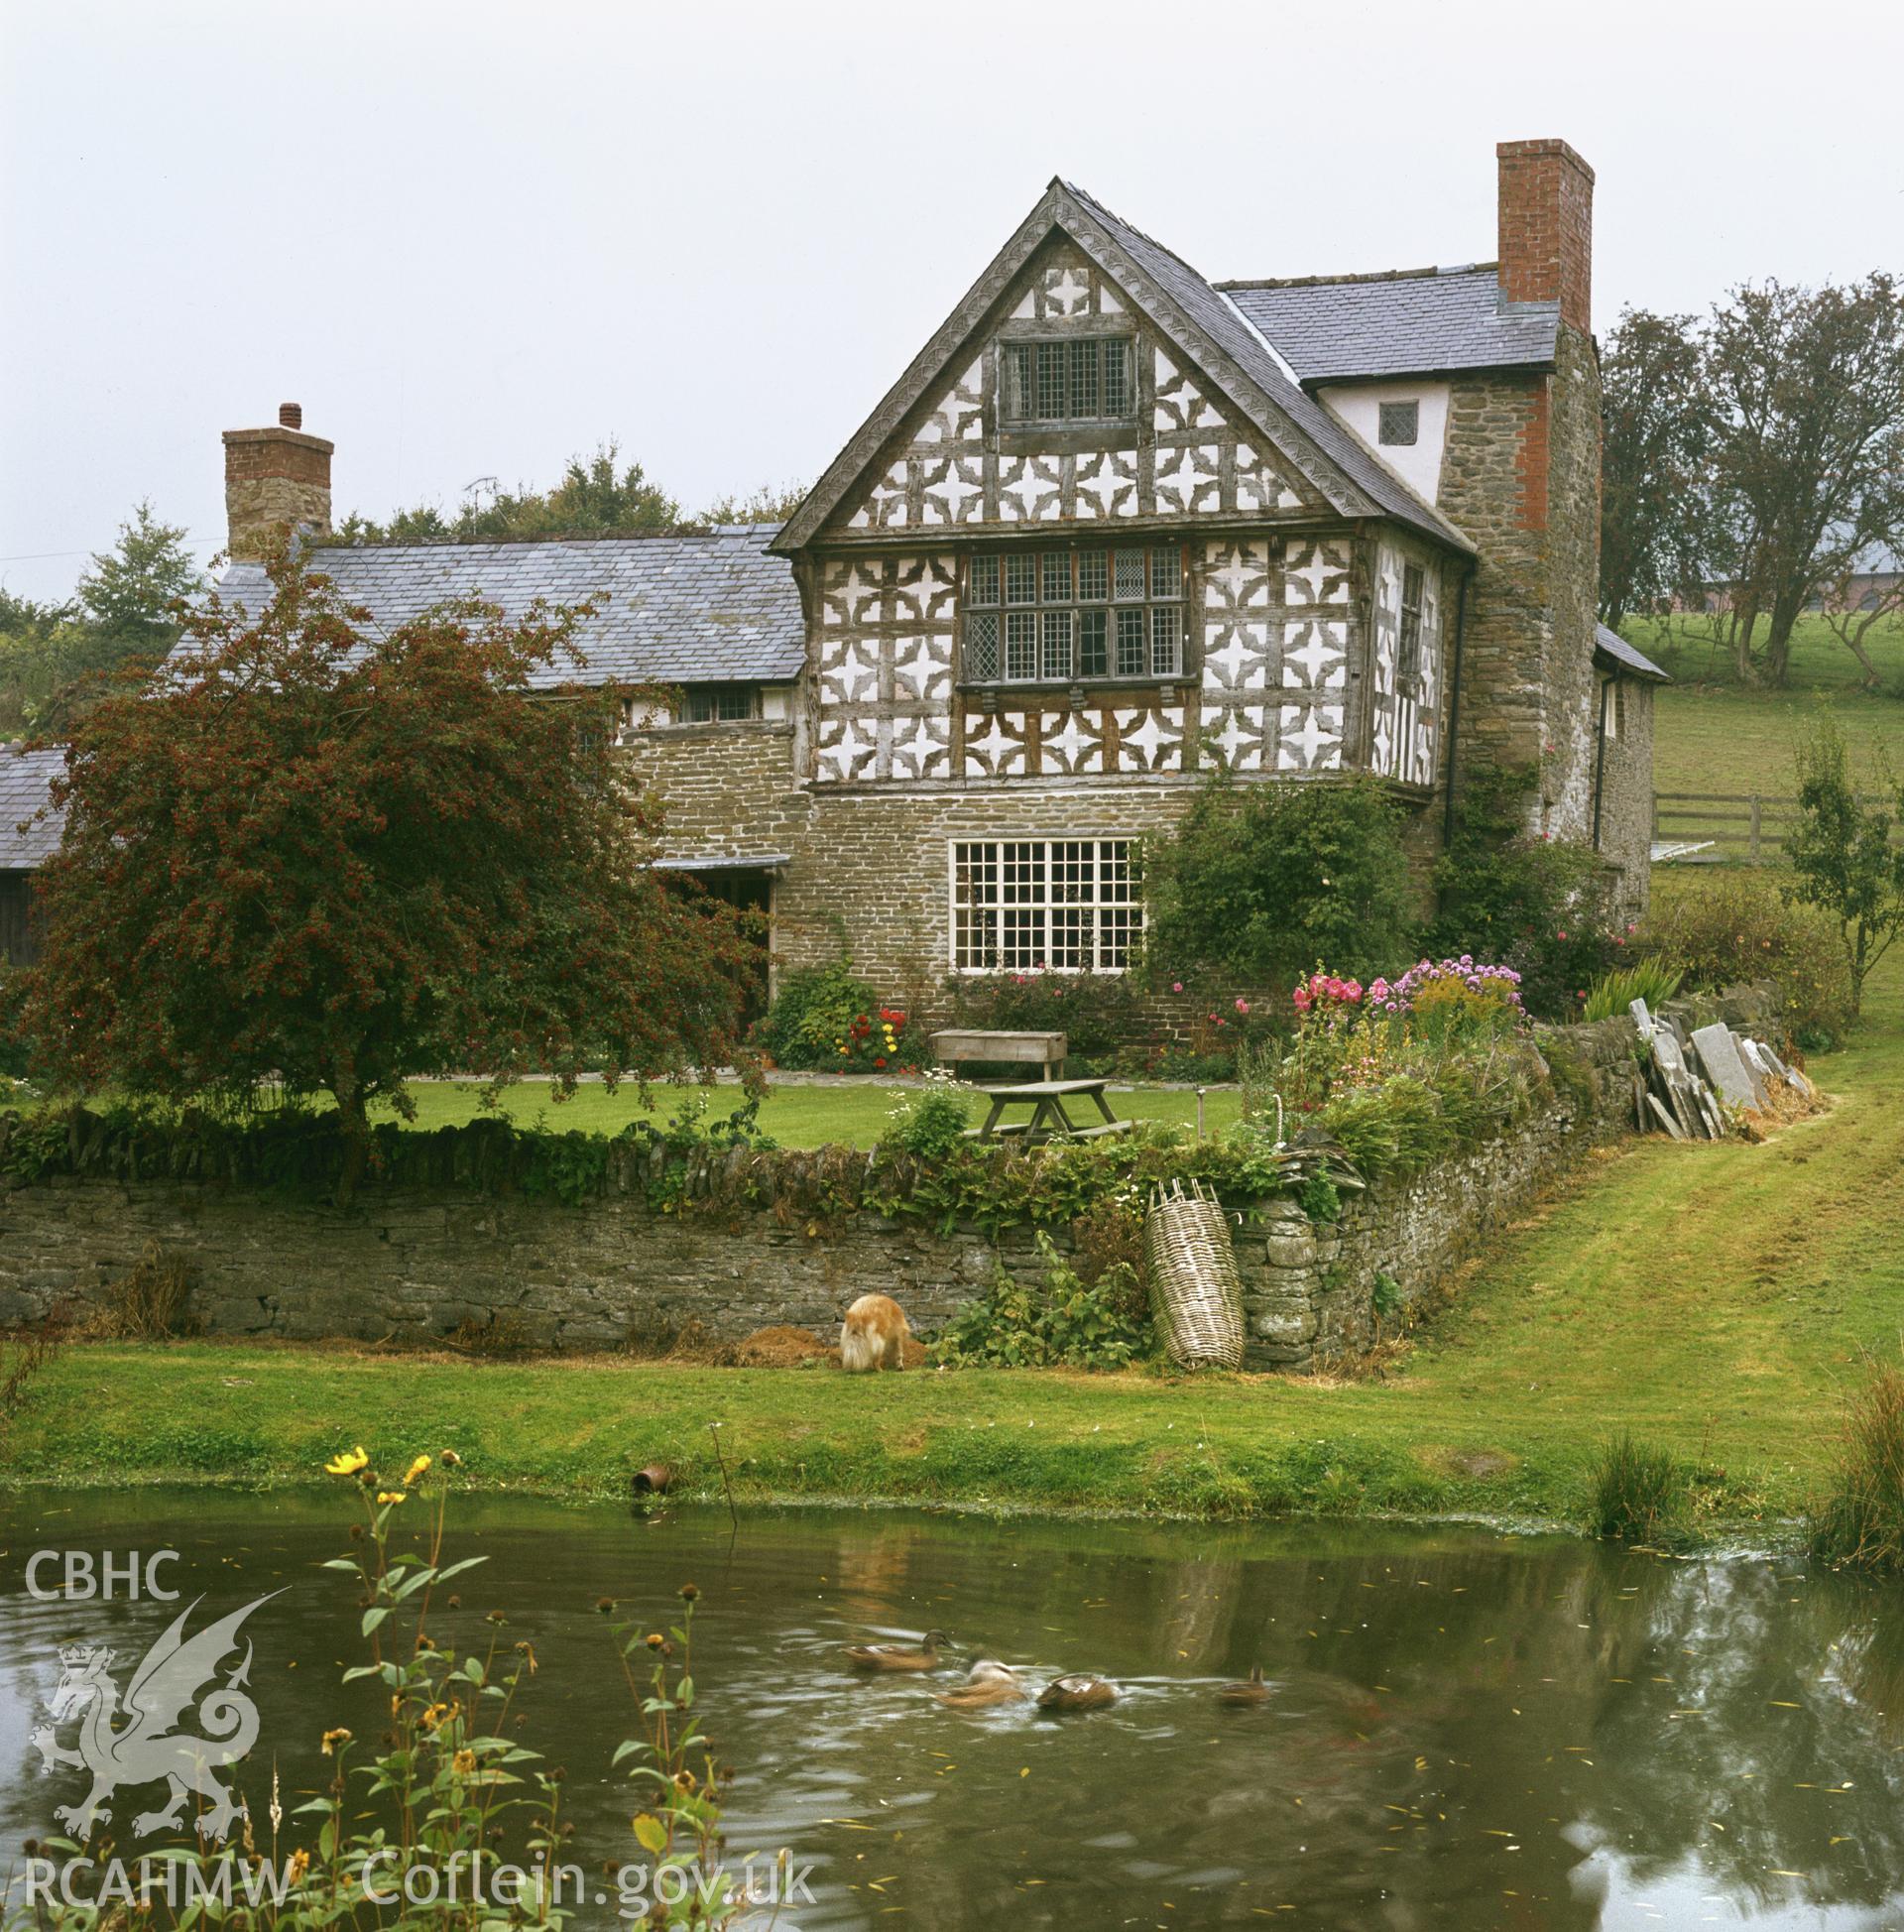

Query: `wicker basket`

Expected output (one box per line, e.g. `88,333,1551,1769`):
1144,1179,1245,1371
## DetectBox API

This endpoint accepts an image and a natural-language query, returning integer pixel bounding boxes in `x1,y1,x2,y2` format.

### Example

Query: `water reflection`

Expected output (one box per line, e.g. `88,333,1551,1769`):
0,1495,1899,1929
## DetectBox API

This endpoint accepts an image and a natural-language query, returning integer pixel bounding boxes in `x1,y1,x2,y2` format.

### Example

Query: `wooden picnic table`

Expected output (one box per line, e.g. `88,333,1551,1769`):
967,1076,1130,1146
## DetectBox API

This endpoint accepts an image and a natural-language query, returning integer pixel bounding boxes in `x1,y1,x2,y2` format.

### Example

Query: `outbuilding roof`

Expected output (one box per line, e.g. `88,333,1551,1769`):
0,745,65,869
1594,624,1670,682
206,526,804,687
1221,266,1561,386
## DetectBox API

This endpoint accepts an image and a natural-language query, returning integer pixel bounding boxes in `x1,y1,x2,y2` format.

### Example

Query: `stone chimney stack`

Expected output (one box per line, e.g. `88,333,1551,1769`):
1495,139,1594,334
222,403,333,559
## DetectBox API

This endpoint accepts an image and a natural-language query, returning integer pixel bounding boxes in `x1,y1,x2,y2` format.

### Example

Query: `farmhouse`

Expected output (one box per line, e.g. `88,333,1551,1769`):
196,136,1660,1012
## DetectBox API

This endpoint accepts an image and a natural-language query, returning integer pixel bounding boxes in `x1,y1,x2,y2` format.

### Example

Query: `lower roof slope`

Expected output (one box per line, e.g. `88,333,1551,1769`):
0,745,65,868
203,527,804,687
1222,267,1561,386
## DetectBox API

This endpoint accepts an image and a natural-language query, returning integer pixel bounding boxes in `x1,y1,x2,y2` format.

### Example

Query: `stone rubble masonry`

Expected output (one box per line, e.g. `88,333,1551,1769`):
627,716,1214,1020
223,423,333,560
1435,325,1605,867
0,988,1776,1373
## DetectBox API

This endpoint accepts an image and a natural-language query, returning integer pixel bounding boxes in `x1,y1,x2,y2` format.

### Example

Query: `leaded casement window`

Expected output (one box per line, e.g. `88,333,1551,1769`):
964,547,1183,684
1001,337,1135,424
680,684,760,723
951,838,1141,974
1378,400,1420,446
1397,565,1425,684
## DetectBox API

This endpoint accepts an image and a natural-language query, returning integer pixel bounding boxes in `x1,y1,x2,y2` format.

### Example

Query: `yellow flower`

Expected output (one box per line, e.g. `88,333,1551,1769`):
287,1849,310,1883
452,1748,478,1776
320,1727,352,1756
404,1454,432,1487
324,1447,369,1477
377,1491,407,1507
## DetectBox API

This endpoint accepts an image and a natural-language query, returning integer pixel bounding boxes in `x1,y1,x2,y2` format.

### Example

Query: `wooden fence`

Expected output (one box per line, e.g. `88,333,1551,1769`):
1652,791,1896,864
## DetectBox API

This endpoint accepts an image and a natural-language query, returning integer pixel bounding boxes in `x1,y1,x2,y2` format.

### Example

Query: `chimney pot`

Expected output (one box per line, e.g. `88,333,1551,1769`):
279,402,302,429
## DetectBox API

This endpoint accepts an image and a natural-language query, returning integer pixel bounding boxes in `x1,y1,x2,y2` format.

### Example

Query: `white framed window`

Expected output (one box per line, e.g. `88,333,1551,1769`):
951,838,1141,974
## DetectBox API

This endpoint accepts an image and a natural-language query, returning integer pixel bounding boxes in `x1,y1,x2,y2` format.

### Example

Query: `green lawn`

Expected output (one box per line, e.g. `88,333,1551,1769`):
381,1077,1244,1149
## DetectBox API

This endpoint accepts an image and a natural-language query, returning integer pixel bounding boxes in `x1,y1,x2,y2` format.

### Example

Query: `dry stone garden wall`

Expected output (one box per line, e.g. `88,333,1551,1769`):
0,986,1776,1371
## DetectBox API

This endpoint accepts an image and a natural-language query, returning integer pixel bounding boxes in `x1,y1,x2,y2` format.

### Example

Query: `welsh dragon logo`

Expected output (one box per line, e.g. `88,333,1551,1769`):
32,1591,284,1843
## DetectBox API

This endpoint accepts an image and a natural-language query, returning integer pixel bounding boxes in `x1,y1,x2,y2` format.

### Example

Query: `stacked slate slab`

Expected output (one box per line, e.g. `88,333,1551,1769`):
1629,1000,1811,1141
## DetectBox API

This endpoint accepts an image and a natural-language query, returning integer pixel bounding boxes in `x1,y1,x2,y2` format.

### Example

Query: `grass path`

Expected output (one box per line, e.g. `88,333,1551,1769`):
11,1021,1898,1533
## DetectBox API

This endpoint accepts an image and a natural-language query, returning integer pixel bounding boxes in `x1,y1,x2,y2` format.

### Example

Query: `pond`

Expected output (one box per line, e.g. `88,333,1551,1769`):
2,1492,1901,1929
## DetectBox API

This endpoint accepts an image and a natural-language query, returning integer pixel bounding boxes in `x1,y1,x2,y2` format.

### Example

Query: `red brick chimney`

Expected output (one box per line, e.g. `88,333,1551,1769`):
1496,139,1594,334
222,403,333,559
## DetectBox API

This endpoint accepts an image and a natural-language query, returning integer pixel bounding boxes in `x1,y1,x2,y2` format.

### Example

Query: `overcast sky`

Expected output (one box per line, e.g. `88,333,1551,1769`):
3,0,1900,604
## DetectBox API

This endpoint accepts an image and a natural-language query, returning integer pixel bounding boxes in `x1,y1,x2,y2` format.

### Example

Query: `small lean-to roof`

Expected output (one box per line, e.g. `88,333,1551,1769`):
0,745,65,869
1595,624,1670,682
200,527,804,687
775,178,1473,557
1220,266,1561,386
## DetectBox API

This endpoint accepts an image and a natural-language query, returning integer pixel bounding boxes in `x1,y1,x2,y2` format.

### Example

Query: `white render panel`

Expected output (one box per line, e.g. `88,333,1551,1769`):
1318,382,1453,505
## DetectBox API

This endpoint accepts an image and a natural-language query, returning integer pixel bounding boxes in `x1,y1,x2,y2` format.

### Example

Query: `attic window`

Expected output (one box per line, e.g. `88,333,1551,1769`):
1378,401,1420,447
681,684,759,723
1002,337,1135,424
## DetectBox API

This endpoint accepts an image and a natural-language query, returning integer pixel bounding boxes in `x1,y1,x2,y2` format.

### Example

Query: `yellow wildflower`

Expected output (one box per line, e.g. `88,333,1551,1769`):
320,1728,352,1756
452,1749,478,1776
377,1491,406,1507
324,1447,369,1477
404,1454,432,1487
287,1849,310,1884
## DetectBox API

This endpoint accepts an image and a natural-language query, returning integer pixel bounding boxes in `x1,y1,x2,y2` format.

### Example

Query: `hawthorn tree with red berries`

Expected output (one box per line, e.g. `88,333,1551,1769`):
10,547,758,1189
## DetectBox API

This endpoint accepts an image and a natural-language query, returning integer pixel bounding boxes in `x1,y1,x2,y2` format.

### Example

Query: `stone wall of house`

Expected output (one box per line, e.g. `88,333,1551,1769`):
0,987,1777,1370
1435,324,1606,859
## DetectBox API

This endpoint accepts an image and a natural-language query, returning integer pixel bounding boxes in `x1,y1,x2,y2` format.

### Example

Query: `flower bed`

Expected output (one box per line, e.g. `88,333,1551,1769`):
1258,958,1543,1180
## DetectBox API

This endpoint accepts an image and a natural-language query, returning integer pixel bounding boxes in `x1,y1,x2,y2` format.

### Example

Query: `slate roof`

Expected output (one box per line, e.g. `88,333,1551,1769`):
0,746,65,870
1221,267,1561,386
202,527,804,687
1595,624,1670,682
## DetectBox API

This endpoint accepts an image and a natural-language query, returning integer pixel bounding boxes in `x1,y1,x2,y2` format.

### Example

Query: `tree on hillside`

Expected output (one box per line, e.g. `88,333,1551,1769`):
1818,548,1904,691
1785,709,1904,1018
1599,308,1717,629
8,546,760,1193
1704,274,1904,687
331,440,680,545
